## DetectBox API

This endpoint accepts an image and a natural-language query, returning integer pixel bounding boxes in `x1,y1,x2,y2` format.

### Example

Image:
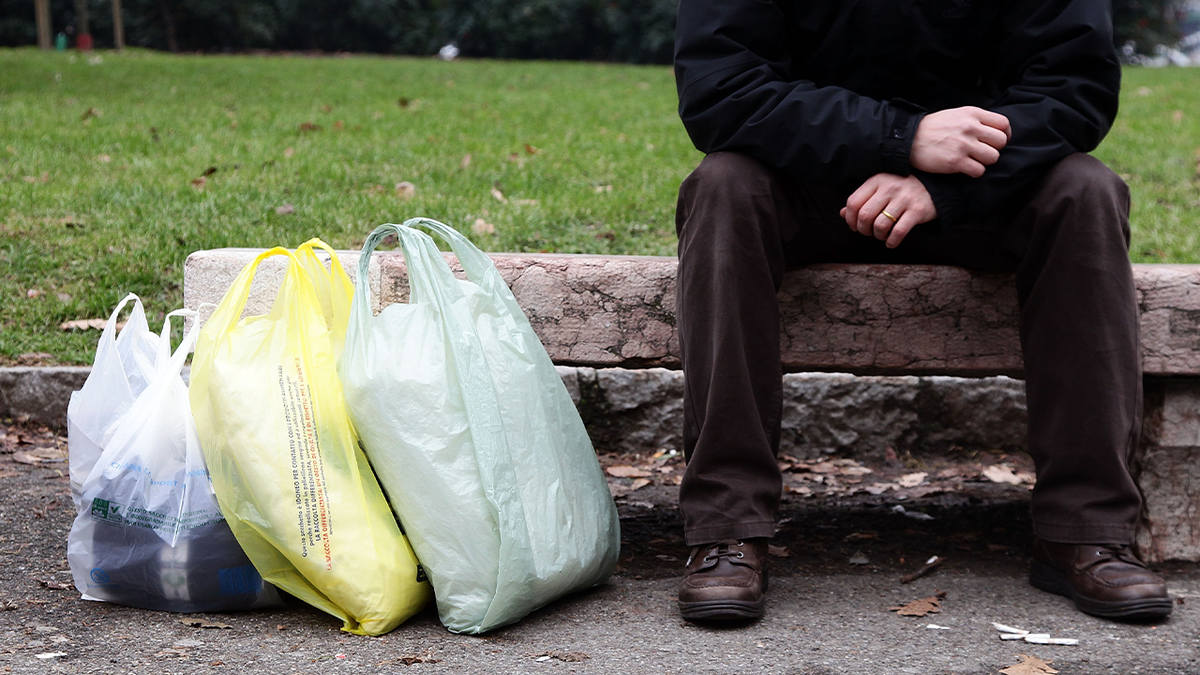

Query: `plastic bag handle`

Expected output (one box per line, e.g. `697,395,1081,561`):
199,247,306,345
155,308,202,377
92,293,144,366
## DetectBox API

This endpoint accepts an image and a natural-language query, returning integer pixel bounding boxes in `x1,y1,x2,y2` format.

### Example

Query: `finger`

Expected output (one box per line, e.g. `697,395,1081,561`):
967,142,1001,166
978,110,1012,140
885,210,922,249
873,210,898,241
977,125,1009,151
857,190,892,236
959,157,987,178
846,184,878,230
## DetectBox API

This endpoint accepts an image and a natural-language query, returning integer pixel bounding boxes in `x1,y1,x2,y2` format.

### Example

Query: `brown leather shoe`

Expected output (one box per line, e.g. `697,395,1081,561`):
1030,538,1173,620
678,539,768,621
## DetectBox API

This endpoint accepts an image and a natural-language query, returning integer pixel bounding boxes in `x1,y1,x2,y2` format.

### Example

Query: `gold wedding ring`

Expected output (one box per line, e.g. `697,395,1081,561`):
881,210,898,223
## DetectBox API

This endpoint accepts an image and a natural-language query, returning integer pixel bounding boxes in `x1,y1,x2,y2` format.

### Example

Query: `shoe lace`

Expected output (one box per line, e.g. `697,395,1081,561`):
700,540,746,564
1085,543,1144,570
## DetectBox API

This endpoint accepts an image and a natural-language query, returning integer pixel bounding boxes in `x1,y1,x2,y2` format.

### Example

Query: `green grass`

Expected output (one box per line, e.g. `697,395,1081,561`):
1,49,1198,364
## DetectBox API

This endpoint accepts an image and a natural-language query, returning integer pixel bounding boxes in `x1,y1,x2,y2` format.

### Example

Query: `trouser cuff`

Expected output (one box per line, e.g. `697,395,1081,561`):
1033,520,1137,545
684,520,775,546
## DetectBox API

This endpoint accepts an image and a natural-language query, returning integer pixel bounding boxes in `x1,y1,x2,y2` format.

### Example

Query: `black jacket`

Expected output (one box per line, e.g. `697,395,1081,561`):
674,0,1122,228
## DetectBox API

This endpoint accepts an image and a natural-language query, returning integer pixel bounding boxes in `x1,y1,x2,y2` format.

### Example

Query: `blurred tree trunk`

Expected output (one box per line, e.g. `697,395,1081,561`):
35,0,52,49
112,0,125,50
159,0,178,52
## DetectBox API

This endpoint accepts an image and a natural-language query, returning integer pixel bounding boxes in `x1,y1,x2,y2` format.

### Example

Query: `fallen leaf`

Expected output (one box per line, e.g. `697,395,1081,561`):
298,121,321,132
201,166,218,177
321,104,332,113
864,482,898,495
395,182,416,199
60,319,114,331
56,292,71,302
180,618,232,629
982,465,1023,485
490,186,508,203
844,532,878,542
1000,655,1058,675
628,478,651,491
16,352,55,364
333,120,344,130
784,484,812,496
283,147,295,158
190,177,206,190
80,107,100,120
275,203,295,215
512,199,539,206
26,289,42,298
472,218,495,235
768,544,791,558
396,653,440,665
97,154,111,163
848,550,870,565
606,465,651,478
1172,110,1184,123
839,465,873,476
13,448,66,465
898,472,928,488
22,172,50,183
530,651,589,663
460,153,472,169
398,97,410,107
890,591,946,617
35,579,72,591
524,143,539,155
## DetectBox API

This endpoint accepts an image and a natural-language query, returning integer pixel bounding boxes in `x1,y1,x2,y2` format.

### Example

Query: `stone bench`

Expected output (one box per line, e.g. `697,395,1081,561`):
183,250,1200,563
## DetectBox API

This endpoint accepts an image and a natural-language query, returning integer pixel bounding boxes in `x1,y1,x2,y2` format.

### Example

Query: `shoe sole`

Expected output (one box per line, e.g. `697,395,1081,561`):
1029,560,1174,620
678,568,767,621
678,598,765,621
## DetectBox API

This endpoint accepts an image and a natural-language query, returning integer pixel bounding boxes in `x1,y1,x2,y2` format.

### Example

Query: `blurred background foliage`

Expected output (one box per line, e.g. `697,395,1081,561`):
0,0,1185,63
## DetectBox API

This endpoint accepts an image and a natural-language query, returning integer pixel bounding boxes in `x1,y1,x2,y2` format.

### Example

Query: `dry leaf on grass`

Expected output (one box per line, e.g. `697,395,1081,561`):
283,147,295,158
472,218,495,235
890,590,946,616
1000,655,1058,675
394,182,416,199
460,153,472,169
190,177,206,190
606,465,651,478
490,186,507,203
60,319,115,331
274,203,295,215
298,121,321,133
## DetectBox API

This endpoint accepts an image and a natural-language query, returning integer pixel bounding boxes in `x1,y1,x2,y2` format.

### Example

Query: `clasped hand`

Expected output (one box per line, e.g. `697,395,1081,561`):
842,106,1011,247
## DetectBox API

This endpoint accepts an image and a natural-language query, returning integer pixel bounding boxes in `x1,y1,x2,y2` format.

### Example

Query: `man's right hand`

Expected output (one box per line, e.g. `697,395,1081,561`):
910,107,1012,178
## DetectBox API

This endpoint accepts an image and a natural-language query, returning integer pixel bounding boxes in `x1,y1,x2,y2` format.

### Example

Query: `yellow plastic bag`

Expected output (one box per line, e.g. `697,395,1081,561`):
189,243,431,635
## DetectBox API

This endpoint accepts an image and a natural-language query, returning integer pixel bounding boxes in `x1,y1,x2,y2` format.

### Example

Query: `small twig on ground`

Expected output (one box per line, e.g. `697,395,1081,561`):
900,555,944,584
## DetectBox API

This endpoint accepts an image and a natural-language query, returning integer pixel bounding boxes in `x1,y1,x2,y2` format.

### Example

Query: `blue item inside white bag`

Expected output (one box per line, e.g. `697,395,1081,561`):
67,299,280,613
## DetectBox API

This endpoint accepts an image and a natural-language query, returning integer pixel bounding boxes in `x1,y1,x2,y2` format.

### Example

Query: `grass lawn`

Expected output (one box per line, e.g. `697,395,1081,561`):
1,49,1198,364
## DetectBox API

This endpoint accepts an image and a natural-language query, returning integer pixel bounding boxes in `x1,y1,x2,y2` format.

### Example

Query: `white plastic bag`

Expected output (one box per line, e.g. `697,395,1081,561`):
67,307,281,613
66,294,159,510
340,219,621,634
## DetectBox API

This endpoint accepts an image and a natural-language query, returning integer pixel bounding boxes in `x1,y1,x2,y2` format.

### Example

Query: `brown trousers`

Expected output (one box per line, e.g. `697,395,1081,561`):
675,152,1142,546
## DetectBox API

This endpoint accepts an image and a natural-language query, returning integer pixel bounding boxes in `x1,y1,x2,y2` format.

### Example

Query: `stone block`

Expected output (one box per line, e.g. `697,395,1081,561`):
1136,378,1200,563
184,250,1200,377
0,367,91,430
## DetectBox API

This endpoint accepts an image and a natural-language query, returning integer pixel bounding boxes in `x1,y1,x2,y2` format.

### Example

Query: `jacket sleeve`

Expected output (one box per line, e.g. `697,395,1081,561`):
915,0,1122,228
674,0,924,185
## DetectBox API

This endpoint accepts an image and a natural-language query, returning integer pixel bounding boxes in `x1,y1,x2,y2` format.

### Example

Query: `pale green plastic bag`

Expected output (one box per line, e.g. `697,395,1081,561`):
339,219,620,634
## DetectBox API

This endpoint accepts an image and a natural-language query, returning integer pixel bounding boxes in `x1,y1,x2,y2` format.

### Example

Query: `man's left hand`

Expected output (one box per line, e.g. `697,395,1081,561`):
841,174,938,248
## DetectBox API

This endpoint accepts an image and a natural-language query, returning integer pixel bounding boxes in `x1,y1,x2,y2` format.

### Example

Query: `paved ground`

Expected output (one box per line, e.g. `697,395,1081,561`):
1,421,1197,674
